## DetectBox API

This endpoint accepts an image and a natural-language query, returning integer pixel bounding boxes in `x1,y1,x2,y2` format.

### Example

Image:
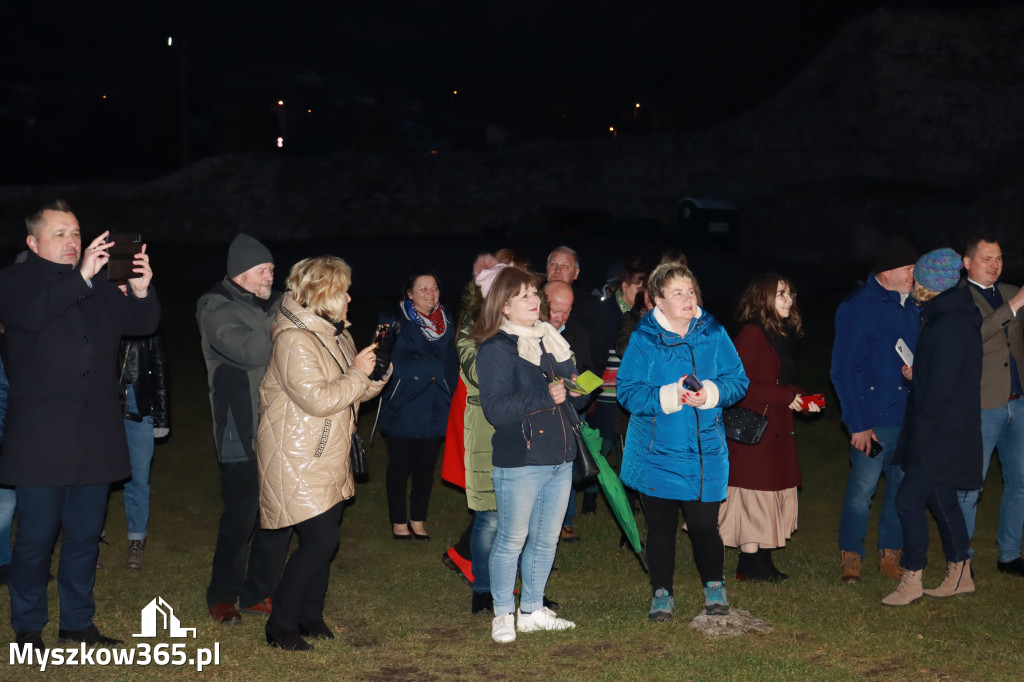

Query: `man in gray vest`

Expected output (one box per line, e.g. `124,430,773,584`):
198,234,290,623
957,235,1024,576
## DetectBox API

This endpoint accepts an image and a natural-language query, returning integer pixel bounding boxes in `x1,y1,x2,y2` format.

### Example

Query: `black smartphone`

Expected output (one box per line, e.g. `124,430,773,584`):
372,323,391,348
681,374,703,392
868,440,884,458
107,233,143,281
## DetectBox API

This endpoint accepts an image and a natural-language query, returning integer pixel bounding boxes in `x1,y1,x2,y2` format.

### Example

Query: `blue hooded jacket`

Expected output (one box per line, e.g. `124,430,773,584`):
830,274,921,434
618,307,748,502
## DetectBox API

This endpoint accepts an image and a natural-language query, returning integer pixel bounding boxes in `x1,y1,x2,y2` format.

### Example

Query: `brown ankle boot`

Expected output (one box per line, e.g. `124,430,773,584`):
879,548,904,579
882,568,923,606
923,559,975,598
840,551,861,583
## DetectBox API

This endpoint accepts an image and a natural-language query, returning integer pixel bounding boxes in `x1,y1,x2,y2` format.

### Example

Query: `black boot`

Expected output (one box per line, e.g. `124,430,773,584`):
471,591,493,614
735,551,761,581
265,624,313,651
760,548,789,582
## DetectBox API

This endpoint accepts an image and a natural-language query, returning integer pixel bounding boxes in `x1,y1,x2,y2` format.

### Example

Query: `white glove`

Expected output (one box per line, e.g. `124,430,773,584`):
153,427,170,439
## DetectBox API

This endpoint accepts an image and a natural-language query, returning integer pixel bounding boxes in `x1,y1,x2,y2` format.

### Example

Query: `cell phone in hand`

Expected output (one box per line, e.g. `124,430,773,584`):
681,374,703,392
868,439,884,458
107,233,143,281
895,338,914,367
372,323,391,348
803,394,826,408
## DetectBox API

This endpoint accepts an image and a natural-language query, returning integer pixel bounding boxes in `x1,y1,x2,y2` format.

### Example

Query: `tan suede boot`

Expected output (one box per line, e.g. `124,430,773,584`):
840,551,861,583
923,559,975,598
882,568,923,606
879,549,904,579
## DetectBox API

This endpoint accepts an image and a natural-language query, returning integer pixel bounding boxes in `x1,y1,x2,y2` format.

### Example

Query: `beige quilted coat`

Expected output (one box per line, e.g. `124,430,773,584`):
257,293,389,529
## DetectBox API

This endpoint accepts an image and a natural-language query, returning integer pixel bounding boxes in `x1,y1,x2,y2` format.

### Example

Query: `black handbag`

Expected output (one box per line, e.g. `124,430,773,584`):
560,403,599,488
350,431,369,477
722,404,769,445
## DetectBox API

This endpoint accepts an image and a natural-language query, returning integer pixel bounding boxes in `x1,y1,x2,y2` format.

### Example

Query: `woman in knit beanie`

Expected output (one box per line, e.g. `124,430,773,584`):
883,248,984,606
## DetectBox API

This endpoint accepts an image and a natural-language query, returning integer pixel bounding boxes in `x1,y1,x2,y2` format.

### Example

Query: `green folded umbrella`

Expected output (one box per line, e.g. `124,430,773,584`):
578,422,648,573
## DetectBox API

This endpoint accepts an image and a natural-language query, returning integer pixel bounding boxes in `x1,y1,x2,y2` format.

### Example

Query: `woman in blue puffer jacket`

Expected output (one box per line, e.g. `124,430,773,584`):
618,263,748,621
378,270,458,540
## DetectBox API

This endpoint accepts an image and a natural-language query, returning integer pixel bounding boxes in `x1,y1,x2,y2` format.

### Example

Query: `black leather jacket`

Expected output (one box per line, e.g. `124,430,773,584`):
119,332,170,428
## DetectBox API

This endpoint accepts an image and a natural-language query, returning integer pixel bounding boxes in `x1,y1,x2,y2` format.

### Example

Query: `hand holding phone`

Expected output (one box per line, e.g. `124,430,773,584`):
802,394,825,408
681,374,703,392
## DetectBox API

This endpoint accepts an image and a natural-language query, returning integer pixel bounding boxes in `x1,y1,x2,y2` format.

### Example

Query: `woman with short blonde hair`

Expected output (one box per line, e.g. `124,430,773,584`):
257,255,389,650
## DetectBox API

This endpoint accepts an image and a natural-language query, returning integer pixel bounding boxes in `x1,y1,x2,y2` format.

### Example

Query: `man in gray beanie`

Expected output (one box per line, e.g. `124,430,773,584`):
197,233,290,624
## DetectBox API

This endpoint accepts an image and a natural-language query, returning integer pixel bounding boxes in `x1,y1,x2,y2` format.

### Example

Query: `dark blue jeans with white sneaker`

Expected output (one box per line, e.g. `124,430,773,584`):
490,463,572,616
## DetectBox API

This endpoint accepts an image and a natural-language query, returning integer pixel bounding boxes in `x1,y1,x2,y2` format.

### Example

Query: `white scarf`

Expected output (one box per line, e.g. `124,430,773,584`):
499,319,572,366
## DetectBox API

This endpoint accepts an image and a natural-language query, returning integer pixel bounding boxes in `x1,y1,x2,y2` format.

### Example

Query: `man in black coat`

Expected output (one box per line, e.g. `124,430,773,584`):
0,200,160,648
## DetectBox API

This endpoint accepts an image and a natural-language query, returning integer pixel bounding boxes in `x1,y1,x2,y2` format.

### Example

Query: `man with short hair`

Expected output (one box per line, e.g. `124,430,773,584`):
546,246,607,377
831,237,920,583
957,236,1024,576
0,200,159,649
198,233,290,624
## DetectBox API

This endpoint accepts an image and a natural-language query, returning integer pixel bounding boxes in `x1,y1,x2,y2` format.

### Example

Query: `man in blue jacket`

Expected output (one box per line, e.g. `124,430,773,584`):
831,237,920,583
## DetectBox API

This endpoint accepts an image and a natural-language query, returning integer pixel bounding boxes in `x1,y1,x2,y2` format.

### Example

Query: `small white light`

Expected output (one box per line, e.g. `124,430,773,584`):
167,37,173,47
277,137,284,148
277,100,284,106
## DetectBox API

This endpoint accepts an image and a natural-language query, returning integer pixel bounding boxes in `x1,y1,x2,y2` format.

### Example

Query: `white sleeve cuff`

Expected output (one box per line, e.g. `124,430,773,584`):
696,379,720,410
659,383,683,414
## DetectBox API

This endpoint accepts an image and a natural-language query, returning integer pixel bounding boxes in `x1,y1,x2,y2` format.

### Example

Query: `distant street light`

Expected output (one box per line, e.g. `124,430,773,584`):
277,137,284,148
167,36,173,47
278,100,284,106
609,126,617,137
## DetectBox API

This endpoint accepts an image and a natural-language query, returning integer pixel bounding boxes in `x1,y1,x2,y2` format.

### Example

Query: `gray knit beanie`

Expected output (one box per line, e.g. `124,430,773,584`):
226,234,273,278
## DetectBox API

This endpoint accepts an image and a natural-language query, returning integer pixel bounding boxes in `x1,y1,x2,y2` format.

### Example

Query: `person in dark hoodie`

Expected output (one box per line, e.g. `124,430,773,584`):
883,248,983,606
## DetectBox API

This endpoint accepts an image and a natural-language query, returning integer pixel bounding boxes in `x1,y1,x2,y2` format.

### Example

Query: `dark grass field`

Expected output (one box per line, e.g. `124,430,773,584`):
2,238,1023,680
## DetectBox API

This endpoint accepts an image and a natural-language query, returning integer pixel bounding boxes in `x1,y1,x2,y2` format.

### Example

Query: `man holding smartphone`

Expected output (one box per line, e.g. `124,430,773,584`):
0,200,159,649
831,237,920,583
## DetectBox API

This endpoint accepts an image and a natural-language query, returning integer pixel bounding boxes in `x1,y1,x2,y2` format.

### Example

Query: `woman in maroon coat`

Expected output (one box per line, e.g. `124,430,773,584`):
719,275,820,581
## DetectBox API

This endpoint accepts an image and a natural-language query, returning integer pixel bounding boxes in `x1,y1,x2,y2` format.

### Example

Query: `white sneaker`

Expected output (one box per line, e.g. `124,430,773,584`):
491,613,516,643
516,606,576,632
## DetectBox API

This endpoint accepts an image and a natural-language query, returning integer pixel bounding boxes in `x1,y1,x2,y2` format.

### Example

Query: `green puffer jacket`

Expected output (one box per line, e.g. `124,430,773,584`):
458,319,496,511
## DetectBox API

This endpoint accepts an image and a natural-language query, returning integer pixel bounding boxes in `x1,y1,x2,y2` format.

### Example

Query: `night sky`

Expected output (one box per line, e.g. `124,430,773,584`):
0,0,1012,184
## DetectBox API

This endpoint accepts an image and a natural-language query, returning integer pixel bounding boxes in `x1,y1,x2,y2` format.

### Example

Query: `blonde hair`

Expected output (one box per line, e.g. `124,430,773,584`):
285,256,352,322
648,262,701,301
911,282,939,303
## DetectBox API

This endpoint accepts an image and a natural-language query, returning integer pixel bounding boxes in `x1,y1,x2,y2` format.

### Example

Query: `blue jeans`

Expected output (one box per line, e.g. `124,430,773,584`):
896,471,969,570
958,400,1024,562
0,487,15,566
123,386,155,541
490,463,572,616
838,425,904,557
471,510,498,595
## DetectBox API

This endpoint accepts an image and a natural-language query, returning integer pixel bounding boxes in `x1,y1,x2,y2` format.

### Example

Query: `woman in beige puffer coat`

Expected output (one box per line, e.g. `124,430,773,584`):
256,256,389,651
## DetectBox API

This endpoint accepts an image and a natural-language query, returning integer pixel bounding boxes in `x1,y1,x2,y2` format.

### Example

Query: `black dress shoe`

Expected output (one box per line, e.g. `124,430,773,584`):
15,631,45,649
298,620,334,639
998,557,1024,576
265,624,313,651
393,524,412,540
57,625,123,647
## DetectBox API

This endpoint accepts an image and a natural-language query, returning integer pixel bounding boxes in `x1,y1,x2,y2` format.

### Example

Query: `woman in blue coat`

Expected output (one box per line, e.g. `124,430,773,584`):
378,270,458,540
618,263,748,621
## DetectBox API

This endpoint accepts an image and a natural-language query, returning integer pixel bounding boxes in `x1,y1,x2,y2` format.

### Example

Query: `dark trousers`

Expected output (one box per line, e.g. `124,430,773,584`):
640,493,724,595
268,501,344,630
207,460,291,607
10,484,108,632
896,471,970,571
386,436,441,524
453,514,473,559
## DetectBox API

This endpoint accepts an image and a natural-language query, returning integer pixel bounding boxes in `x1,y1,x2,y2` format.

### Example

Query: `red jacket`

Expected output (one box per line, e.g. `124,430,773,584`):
727,324,803,491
